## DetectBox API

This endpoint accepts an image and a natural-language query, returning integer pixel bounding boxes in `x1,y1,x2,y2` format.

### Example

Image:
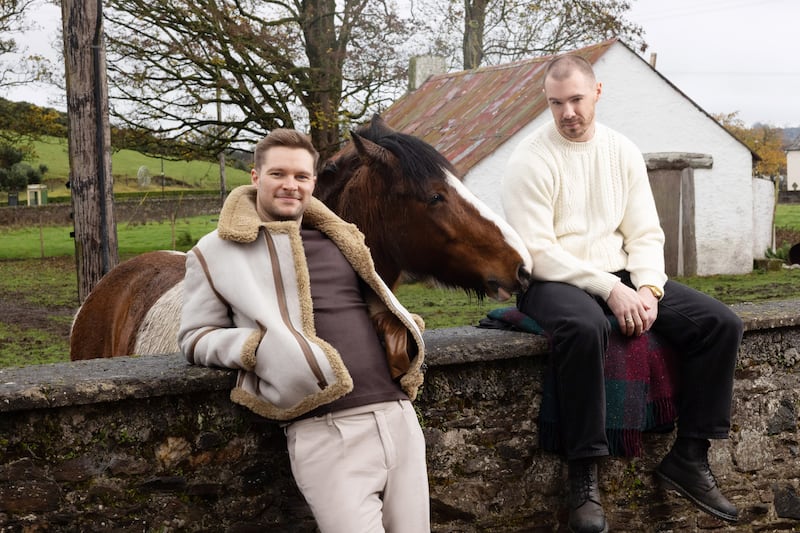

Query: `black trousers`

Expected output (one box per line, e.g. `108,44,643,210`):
517,273,743,460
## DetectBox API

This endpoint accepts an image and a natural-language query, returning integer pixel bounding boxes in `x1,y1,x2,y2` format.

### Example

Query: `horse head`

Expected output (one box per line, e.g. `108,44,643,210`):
316,115,531,301
71,117,532,360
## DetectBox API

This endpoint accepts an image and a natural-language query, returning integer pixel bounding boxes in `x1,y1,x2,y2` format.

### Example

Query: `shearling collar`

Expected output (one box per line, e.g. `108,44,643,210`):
217,185,347,243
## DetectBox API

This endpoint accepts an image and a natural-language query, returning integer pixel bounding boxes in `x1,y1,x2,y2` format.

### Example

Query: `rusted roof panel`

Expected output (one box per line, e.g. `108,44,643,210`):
383,39,616,177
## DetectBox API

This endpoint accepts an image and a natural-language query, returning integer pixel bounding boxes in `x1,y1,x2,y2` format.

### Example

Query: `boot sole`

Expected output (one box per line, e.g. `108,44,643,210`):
655,468,738,523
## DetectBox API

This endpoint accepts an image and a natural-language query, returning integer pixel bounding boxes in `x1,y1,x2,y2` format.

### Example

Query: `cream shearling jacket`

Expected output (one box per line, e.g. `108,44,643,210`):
502,122,667,300
178,185,425,421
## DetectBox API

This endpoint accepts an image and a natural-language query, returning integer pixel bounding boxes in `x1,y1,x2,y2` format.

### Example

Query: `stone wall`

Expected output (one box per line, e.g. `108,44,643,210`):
779,190,800,204
1,300,799,532
0,197,222,228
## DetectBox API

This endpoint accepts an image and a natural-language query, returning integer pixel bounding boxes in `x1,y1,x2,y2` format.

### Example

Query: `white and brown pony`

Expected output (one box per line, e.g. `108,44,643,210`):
70,115,531,360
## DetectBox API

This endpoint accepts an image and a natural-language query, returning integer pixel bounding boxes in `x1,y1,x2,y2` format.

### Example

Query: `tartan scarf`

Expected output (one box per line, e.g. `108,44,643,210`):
480,307,678,457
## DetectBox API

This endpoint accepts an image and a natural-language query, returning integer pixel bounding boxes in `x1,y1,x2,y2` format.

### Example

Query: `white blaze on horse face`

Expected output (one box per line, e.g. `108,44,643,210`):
445,172,533,273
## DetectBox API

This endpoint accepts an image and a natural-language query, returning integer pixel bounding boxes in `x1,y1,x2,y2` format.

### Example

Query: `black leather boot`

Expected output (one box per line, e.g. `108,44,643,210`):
655,437,738,522
567,458,608,533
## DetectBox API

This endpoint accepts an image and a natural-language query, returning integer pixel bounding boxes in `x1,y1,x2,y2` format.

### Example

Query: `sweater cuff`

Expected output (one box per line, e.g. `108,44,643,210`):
589,273,623,301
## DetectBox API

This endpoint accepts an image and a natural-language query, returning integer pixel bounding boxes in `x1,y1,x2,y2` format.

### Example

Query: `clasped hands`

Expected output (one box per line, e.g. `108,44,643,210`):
606,281,659,337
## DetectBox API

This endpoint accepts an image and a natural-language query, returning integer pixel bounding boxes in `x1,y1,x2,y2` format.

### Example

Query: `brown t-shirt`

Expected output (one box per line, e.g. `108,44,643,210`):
298,227,407,417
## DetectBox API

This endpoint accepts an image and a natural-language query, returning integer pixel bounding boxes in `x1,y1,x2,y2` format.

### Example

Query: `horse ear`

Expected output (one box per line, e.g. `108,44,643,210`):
350,131,394,167
318,160,337,179
371,113,387,129
368,114,395,136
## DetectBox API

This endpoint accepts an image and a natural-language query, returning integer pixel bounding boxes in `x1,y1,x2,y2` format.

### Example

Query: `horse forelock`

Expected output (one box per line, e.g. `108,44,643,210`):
354,124,455,195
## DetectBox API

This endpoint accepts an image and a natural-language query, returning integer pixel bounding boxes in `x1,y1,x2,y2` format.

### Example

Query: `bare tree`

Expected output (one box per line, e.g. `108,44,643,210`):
103,0,412,160
462,0,488,70
408,0,646,70
0,0,31,55
0,0,53,90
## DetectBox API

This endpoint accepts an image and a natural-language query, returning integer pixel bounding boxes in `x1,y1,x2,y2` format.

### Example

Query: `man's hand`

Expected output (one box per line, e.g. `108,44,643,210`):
606,281,659,336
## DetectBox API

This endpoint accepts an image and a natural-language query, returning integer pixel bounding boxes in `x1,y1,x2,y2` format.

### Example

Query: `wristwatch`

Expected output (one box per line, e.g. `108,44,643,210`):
642,284,664,301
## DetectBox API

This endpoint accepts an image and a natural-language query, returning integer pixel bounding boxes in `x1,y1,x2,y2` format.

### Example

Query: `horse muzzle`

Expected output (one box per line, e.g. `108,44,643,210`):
486,264,531,302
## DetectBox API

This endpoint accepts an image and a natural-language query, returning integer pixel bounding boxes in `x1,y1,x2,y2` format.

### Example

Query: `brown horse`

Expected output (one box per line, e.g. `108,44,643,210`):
70,115,531,360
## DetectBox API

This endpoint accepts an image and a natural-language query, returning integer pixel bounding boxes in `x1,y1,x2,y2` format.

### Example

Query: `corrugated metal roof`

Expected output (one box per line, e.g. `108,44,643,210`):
383,39,617,177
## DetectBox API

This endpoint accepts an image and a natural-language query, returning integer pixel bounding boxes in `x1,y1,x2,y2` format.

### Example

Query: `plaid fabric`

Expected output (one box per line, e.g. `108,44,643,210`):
482,307,678,457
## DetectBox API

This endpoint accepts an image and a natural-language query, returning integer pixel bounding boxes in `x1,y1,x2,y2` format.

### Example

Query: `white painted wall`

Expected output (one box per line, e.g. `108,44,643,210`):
787,149,800,191
752,177,776,259
463,114,549,218
464,41,756,276
596,43,755,275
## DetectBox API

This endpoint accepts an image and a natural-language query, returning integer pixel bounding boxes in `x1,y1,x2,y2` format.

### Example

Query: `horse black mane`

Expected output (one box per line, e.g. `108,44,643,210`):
354,116,458,191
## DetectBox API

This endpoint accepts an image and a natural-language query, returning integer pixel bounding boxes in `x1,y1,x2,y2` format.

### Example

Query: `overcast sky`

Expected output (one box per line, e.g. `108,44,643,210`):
625,0,800,128
4,0,799,128
3,1,61,110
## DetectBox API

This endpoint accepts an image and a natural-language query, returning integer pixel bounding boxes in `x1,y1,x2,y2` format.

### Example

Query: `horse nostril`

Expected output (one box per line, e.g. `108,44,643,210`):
517,264,531,289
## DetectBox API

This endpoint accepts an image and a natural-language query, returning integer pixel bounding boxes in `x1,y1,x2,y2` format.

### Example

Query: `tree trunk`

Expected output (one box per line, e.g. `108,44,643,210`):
463,0,488,70
62,0,118,303
301,0,346,161
219,151,227,204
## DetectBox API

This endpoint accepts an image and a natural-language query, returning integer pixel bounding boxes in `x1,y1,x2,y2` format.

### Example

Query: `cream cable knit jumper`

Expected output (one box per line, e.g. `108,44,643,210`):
502,122,667,301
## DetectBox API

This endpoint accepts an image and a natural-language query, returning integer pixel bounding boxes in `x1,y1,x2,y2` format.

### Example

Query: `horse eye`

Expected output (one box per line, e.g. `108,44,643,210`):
429,193,444,205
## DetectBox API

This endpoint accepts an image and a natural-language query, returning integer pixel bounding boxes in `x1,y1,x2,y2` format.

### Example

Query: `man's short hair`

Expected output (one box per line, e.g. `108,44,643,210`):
543,54,596,85
254,129,319,171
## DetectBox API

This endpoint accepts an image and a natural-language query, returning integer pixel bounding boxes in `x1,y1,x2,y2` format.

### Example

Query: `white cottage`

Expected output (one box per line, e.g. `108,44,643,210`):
384,39,768,276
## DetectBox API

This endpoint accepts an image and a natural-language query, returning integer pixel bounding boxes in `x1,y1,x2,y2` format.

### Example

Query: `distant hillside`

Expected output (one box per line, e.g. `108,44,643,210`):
0,98,254,201
783,127,800,148
0,97,253,171
0,97,68,138
24,136,251,201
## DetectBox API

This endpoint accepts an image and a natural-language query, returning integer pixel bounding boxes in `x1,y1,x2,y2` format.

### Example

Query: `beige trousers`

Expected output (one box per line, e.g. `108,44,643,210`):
285,400,430,533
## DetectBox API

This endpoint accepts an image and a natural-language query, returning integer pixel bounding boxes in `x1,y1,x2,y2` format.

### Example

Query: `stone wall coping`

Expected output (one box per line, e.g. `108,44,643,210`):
1,298,797,414
0,353,235,413
729,298,799,329
644,151,713,170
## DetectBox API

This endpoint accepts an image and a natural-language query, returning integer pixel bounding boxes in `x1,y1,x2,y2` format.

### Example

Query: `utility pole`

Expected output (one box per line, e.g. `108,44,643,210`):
62,0,119,303
217,83,227,204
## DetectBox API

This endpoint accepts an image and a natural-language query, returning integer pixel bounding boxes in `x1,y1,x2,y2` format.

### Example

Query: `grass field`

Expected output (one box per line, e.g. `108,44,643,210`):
0,214,220,259
776,203,800,230
2,203,798,261
1,252,797,369
0,200,798,368
2,135,252,202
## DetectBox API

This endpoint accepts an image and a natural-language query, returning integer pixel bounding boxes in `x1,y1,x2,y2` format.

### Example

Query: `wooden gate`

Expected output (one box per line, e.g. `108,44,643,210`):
644,153,712,277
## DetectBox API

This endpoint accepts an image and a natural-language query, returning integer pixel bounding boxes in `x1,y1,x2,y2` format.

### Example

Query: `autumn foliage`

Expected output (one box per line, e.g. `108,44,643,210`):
714,112,786,180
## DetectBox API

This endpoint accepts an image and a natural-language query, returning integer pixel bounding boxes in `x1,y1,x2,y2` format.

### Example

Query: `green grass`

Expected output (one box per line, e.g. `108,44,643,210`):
4,135,252,202
0,214,220,259
395,283,507,330
0,323,72,367
1,203,799,368
396,268,800,329
1,257,799,369
2,257,78,307
0,257,79,367
672,269,800,303
775,203,800,230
